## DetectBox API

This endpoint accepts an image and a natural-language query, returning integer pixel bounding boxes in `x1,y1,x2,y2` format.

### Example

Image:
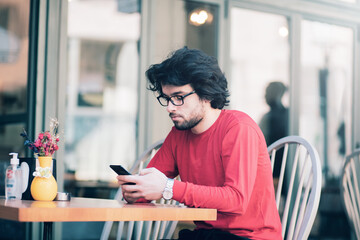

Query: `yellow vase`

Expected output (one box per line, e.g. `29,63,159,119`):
30,156,58,201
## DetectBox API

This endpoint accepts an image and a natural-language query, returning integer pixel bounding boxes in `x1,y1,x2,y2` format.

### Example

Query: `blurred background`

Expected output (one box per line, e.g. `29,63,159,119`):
0,0,359,239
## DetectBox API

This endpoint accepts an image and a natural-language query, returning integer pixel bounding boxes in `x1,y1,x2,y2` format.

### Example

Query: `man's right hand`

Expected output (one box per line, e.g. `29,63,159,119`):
117,167,168,203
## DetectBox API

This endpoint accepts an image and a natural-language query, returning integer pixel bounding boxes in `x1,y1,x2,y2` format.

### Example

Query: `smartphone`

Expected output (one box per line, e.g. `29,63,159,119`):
110,165,131,175
109,165,135,185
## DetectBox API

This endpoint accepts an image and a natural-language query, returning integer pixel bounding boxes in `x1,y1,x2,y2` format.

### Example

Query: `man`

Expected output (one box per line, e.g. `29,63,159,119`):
259,81,289,179
259,81,289,147
117,47,282,240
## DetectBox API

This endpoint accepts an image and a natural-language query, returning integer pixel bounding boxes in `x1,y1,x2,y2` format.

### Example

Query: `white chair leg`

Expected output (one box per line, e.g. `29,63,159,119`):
100,221,113,240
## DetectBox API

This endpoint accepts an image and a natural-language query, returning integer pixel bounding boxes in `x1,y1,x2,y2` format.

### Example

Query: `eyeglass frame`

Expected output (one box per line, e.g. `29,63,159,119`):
156,90,196,106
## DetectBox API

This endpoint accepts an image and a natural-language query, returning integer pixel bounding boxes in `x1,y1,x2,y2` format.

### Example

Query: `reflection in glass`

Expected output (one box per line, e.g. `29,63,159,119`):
0,2,29,115
65,0,140,181
259,82,289,144
0,123,26,162
184,1,218,57
230,8,290,144
151,0,218,60
300,20,353,180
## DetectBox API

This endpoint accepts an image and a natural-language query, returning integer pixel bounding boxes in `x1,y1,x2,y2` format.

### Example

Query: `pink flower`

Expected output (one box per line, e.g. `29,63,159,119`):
34,139,41,147
22,120,60,156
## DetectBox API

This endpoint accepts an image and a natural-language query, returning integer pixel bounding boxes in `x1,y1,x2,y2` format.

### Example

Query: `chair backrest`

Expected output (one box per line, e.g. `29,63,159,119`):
340,149,360,240
267,136,322,240
101,139,180,240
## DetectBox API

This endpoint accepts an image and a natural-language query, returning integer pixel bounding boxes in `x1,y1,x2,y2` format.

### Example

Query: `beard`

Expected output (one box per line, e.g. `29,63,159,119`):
173,116,203,130
170,101,206,130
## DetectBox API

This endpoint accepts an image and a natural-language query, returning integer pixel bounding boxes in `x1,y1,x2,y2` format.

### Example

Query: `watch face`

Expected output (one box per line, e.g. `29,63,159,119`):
163,190,173,200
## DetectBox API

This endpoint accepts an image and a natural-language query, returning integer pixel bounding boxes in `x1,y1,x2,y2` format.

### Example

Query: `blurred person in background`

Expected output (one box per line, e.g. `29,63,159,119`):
259,81,289,182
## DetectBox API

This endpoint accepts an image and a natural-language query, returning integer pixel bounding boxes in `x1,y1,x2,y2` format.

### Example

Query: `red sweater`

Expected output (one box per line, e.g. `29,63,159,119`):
147,110,282,240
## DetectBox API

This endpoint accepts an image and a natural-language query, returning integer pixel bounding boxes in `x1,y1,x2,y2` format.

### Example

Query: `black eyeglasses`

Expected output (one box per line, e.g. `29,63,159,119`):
157,91,196,106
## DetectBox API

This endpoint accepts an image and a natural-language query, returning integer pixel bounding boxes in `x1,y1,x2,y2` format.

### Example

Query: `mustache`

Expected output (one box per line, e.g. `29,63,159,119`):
169,113,182,118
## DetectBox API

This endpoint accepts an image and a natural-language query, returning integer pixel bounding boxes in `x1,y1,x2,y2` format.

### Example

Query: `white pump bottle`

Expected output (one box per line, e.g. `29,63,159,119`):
5,153,23,199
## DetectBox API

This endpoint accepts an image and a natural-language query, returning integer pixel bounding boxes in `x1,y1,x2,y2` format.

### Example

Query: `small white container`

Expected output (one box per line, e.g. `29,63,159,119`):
5,153,22,199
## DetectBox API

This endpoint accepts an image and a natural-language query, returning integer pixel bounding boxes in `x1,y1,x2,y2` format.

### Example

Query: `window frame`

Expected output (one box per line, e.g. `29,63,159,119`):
228,0,360,150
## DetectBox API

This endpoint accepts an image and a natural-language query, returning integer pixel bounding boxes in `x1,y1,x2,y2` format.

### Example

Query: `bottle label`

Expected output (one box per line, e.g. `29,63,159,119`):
5,168,21,200
6,169,14,179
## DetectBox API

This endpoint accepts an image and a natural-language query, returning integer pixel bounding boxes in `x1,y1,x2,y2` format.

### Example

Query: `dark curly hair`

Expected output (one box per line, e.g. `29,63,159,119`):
146,47,230,109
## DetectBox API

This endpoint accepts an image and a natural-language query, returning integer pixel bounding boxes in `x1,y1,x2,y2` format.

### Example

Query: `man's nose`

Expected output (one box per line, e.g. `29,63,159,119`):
166,101,177,112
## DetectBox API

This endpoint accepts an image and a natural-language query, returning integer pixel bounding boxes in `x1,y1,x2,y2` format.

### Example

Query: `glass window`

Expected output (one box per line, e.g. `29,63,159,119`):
300,20,353,180
150,0,218,59
0,122,26,195
0,2,29,115
185,1,218,57
65,0,140,182
0,1,29,161
230,8,290,146
143,0,219,143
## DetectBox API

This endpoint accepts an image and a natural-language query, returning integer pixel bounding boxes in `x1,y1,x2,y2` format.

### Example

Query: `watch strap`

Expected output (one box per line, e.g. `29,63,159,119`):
163,178,174,200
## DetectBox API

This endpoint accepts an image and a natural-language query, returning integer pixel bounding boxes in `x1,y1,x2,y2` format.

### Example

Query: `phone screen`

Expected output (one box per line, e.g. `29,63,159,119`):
110,165,131,175
109,165,135,185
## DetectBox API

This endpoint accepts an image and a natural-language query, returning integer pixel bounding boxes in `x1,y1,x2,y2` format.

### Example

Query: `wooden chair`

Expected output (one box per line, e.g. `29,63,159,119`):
267,136,322,240
101,139,180,240
340,149,360,240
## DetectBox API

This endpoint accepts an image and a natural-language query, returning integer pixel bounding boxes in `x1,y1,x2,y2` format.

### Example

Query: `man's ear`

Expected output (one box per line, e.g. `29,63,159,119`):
201,98,212,107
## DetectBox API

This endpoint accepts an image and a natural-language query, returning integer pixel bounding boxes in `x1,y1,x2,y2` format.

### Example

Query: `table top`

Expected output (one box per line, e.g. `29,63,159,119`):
0,197,217,222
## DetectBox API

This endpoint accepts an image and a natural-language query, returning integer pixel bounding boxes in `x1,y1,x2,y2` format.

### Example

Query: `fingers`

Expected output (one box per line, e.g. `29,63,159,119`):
122,188,141,203
117,175,137,185
121,183,142,203
122,183,153,202
121,183,138,192
123,190,143,200
117,167,167,202
123,195,138,203
139,167,156,175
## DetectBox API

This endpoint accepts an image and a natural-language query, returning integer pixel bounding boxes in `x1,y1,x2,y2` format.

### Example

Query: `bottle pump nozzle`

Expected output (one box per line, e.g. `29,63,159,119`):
9,152,19,165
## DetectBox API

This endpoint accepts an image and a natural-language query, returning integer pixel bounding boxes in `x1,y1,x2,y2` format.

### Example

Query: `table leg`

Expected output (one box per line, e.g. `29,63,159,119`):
43,222,53,240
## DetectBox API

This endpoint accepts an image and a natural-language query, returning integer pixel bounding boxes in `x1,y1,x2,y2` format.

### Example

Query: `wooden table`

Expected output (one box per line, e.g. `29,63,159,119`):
0,197,217,240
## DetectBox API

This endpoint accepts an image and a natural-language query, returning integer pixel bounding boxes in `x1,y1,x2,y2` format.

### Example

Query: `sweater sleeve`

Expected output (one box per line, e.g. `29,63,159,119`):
146,131,179,179
173,124,260,215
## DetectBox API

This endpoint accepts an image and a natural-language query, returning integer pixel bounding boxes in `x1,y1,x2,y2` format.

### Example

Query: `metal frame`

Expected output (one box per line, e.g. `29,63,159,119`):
34,0,68,239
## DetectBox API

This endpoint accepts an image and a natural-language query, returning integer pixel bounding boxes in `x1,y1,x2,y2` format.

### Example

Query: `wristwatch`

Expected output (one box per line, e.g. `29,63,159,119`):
162,178,174,200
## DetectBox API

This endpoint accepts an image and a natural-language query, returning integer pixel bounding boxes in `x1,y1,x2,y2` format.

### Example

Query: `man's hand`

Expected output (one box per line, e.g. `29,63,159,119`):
117,167,168,203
